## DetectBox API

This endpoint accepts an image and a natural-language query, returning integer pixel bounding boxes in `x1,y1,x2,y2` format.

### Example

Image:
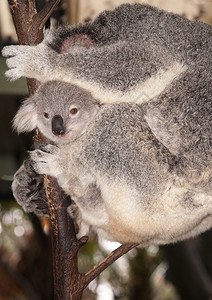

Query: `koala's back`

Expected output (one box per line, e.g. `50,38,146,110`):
145,66,212,176
49,4,212,112
51,3,212,64
76,93,211,194
77,103,176,198
92,4,212,60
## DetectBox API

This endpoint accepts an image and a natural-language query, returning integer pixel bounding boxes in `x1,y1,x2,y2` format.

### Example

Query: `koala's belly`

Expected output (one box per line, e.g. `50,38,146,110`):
99,183,212,244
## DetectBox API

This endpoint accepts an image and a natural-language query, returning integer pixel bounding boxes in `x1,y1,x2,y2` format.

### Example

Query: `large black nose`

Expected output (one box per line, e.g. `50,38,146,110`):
52,115,65,136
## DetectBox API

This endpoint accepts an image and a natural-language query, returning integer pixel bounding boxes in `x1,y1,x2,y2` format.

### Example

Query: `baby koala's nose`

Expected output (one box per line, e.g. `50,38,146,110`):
52,115,65,136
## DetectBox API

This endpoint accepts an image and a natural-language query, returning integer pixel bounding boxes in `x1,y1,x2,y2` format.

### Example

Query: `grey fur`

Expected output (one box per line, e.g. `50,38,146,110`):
3,3,211,244
2,4,212,102
12,80,212,245
12,160,49,217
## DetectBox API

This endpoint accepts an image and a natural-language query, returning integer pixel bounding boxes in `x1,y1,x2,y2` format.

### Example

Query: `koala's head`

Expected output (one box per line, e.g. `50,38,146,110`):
13,81,100,144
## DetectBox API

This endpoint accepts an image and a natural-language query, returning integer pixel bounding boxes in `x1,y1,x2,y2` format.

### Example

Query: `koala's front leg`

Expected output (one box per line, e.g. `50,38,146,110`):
29,144,65,179
29,144,90,236
12,160,49,216
2,40,58,82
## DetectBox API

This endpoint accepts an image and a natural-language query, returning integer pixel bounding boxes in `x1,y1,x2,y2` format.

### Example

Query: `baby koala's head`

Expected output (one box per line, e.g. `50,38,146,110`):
13,81,100,144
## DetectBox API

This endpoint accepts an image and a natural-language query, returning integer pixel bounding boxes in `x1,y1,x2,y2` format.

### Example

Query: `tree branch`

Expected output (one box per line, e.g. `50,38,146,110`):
84,243,139,285
33,0,61,30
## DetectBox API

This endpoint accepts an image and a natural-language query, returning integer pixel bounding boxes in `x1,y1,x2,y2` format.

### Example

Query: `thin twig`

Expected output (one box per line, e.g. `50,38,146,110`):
33,0,61,30
84,243,139,285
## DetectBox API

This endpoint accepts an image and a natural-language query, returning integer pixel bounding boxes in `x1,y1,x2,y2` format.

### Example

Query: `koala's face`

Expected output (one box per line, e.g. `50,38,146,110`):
14,81,100,144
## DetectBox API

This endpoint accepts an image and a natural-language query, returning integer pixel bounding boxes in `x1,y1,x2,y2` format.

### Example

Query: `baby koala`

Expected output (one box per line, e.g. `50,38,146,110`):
12,80,212,245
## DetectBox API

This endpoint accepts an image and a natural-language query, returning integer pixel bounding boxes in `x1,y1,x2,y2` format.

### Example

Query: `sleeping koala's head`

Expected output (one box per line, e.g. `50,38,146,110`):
13,81,100,144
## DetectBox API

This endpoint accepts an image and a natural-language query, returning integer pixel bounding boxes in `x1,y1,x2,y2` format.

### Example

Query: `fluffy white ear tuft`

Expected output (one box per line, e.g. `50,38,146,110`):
13,98,37,134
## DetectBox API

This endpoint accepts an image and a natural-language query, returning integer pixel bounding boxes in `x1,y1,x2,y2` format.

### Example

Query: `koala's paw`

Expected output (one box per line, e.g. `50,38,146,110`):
2,43,54,81
12,160,49,216
29,144,61,178
67,203,89,239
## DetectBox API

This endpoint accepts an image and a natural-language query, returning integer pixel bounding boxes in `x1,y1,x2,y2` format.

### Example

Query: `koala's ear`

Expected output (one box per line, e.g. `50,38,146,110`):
13,97,37,133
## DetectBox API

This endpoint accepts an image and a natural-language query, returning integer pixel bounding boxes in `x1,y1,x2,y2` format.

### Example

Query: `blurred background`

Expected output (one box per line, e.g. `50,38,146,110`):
0,0,212,299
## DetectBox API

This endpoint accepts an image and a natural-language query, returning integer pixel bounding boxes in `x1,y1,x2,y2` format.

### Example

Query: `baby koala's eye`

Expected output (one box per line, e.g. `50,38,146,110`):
70,107,79,116
44,112,49,119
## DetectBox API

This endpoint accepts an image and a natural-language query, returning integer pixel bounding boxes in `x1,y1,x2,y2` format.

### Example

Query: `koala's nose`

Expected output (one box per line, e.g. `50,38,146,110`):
52,115,65,136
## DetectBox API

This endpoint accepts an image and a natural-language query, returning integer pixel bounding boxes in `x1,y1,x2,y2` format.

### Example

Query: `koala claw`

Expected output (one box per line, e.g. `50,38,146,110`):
39,144,58,154
29,145,61,177
5,69,23,81
2,45,33,80
2,43,53,81
12,161,49,217
2,45,24,57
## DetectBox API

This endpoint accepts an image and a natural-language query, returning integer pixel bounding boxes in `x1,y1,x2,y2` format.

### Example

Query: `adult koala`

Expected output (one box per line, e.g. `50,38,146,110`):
2,4,212,245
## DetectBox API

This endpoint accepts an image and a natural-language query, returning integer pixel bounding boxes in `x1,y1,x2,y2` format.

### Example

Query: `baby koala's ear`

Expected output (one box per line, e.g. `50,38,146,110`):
13,96,37,134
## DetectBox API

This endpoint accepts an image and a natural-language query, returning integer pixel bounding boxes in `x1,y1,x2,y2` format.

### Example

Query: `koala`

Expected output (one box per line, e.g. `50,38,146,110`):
4,4,212,244
2,3,212,105
11,80,212,245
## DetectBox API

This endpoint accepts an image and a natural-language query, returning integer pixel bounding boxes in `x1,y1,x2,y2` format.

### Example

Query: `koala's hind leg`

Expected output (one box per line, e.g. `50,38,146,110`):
67,202,89,238
68,184,109,238
12,160,49,217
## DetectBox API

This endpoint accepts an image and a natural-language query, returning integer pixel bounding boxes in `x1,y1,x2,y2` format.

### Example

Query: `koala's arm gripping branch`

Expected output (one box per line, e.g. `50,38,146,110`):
8,0,61,93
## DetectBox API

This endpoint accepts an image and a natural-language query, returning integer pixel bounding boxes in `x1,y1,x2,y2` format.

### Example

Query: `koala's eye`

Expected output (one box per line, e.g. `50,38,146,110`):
44,112,49,119
70,107,78,116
